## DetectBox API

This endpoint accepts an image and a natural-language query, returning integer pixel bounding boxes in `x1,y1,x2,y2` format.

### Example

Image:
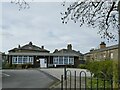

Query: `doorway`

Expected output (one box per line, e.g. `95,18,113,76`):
39,58,47,68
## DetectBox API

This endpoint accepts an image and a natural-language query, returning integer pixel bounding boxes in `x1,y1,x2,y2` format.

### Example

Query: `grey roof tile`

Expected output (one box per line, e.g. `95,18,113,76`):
9,42,50,53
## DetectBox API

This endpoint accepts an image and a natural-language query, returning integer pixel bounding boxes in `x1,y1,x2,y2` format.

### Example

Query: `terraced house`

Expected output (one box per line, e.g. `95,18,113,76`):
7,42,84,68
84,42,118,62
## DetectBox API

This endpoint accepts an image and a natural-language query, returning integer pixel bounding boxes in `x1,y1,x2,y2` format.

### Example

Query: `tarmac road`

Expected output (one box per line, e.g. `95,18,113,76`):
2,69,58,89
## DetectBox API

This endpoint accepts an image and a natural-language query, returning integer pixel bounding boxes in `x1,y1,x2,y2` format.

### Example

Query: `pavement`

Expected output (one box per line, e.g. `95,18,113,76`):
40,68,91,89
1,68,91,89
2,69,58,89
40,68,91,80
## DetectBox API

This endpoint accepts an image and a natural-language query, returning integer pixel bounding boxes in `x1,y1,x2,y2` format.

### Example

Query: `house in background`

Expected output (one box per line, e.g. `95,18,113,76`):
7,42,84,68
84,42,118,62
52,44,84,67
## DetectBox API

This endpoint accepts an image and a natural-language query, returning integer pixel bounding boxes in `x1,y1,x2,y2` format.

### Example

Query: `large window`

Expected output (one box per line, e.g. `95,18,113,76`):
12,56,17,64
69,57,74,65
29,56,33,64
53,57,58,64
12,56,34,64
53,56,74,65
23,56,28,64
59,56,63,64
64,56,68,64
110,53,113,59
18,56,22,64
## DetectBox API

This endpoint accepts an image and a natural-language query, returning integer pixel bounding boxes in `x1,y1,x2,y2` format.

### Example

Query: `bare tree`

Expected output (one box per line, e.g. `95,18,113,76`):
61,0,120,87
11,0,30,10
61,1,119,41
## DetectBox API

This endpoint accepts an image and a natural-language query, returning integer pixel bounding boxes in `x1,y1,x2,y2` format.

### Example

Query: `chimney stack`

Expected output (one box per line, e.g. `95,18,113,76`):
67,44,72,50
41,46,44,49
29,42,32,45
18,45,20,48
54,49,58,53
100,42,106,49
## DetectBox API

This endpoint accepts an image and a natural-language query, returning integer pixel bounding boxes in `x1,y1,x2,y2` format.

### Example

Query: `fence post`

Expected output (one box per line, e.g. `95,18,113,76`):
66,70,72,90
61,75,63,90
74,71,76,90
110,79,113,90
79,71,87,90
64,66,67,80
103,79,106,90
96,78,98,90
91,73,92,90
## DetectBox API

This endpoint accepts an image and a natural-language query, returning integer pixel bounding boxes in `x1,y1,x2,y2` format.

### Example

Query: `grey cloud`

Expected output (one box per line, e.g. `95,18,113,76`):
2,2,118,53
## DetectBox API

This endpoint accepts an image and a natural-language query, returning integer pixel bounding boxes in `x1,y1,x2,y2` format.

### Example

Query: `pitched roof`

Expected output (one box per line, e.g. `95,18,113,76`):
85,44,118,54
8,42,50,53
92,44,118,52
8,52,79,56
53,48,83,56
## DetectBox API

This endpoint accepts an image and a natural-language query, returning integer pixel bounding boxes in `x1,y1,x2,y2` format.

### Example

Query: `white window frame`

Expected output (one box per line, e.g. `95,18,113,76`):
110,53,114,59
64,56,68,65
12,56,17,64
59,56,63,65
69,57,74,65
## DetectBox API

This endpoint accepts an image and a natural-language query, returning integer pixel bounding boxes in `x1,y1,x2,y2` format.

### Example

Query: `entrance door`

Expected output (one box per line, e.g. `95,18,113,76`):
40,58,47,68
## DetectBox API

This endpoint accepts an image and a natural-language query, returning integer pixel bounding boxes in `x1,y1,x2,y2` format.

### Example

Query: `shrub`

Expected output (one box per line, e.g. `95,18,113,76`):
77,64,86,69
25,63,33,68
11,64,17,69
86,60,113,79
21,64,26,69
16,64,22,69
4,63,11,69
67,64,73,68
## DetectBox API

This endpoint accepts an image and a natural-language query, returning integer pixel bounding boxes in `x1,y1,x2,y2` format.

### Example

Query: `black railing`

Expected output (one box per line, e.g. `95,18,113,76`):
61,70,120,90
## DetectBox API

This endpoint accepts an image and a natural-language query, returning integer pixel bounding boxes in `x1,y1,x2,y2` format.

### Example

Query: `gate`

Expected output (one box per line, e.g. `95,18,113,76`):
60,70,120,90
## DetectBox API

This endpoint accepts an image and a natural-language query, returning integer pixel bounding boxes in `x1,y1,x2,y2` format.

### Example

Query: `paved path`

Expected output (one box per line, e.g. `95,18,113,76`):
2,69,58,89
40,68,91,80
40,68,91,89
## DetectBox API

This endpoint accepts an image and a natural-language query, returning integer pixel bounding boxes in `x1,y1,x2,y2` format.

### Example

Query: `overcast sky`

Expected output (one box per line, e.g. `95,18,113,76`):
1,2,118,54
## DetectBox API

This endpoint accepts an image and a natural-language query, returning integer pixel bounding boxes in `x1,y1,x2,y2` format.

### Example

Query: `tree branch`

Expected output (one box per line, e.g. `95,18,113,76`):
106,2,116,25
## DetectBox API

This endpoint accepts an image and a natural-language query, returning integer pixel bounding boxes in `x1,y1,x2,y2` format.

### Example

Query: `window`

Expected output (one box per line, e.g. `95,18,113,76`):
110,53,113,59
12,56,17,64
69,57,74,65
59,56,63,64
29,56,33,64
53,57,58,64
18,56,22,64
64,56,68,64
23,56,28,64
12,56,34,64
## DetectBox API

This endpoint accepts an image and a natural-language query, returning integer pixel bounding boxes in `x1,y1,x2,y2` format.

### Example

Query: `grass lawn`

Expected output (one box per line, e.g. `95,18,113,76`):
86,77,113,89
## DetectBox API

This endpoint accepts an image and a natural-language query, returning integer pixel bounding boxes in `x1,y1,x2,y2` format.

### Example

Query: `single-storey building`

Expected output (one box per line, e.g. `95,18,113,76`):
7,42,84,68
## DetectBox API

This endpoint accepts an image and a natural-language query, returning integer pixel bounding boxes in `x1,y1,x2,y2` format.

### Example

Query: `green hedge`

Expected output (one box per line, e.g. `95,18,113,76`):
78,60,118,88
78,60,118,80
86,60,114,79
2,62,33,69
77,64,86,69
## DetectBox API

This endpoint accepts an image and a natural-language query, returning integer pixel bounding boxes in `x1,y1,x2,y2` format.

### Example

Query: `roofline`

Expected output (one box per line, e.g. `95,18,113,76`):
7,52,79,56
84,44,118,54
